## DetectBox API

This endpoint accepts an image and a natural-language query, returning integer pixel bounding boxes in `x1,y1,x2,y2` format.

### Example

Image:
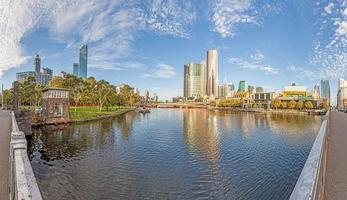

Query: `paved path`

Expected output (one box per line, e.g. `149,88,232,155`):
324,111,347,199
0,110,11,200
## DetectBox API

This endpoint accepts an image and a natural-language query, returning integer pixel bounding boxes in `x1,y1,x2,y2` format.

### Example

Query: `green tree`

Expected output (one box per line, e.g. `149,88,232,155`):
288,100,296,109
296,101,304,110
305,101,314,109
49,76,65,88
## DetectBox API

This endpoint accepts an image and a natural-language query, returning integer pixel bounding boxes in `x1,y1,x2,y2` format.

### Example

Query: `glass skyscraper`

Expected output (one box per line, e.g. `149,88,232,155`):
73,63,79,76
238,80,246,92
79,45,88,79
321,79,330,105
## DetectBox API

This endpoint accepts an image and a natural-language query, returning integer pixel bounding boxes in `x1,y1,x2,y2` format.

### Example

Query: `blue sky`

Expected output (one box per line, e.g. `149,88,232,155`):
1,0,347,103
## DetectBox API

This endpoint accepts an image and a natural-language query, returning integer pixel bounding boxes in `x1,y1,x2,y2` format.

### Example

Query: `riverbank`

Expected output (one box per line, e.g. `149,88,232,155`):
69,108,135,124
208,106,325,115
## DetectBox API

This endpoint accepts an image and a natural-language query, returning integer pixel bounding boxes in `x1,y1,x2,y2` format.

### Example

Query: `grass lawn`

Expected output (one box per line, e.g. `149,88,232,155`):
69,106,130,121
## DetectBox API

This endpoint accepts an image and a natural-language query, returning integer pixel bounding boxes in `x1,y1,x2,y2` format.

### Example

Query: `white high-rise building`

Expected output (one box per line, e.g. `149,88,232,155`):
184,61,206,99
207,49,218,98
337,78,347,110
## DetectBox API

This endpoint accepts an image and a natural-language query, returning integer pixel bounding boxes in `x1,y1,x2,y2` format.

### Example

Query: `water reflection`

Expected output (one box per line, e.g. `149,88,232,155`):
28,109,322,200
183,109,220,162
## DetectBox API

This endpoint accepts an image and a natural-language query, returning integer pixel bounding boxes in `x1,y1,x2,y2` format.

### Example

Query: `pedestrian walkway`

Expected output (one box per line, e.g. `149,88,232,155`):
324,111,347,199
0,110,11,199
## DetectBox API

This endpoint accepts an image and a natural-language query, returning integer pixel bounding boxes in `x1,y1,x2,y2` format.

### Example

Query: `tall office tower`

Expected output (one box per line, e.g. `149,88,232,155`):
144,90,150,102
79,44,88,79
312,84,320,100
183,61,206,98
238,80,246,92
337,78,347,110
73,63,79,76
321,79,330,105
256,87,264,93
207,49,218,98
34,54,41,73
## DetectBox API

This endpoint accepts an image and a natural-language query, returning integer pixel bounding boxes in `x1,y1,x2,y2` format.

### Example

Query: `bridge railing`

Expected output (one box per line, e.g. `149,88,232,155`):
290,111,329,200
9,111,42,200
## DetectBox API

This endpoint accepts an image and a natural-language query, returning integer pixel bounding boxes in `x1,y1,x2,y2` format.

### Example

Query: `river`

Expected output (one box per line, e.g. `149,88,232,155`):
27,109,322,200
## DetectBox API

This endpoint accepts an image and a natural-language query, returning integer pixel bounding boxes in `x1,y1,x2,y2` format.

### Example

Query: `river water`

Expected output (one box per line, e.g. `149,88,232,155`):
27,109,322,200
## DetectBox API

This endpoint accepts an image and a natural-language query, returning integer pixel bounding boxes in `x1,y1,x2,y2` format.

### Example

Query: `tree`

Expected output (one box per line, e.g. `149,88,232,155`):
272,98,281,109
49,76,65,88
305,101,314,109
288,100,296,109
92,80,115,112
296,101,304,110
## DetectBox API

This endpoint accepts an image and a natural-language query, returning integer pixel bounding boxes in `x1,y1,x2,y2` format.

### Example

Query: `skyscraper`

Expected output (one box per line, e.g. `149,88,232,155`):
238,80,246,92
184,61,206,98
207,49,218,98
337,78,347,110
321,79,330,105
312,84,320,100
73,63,79,76
79,44,88,79
34,54,41,73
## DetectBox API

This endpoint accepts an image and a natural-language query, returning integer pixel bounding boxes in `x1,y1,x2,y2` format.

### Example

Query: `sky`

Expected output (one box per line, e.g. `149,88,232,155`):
1,0,347,103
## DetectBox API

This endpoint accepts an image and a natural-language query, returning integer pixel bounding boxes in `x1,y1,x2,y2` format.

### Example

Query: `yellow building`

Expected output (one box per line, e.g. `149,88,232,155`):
282,86,307,97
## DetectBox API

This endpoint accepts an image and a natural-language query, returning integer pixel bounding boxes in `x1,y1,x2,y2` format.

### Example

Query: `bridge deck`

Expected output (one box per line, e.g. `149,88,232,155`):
324,111,347,199
0,110,11,199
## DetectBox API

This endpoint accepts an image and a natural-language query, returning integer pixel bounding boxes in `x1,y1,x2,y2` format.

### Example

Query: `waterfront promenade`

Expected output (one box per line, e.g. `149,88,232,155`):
0,110,11,199
324,111,347,199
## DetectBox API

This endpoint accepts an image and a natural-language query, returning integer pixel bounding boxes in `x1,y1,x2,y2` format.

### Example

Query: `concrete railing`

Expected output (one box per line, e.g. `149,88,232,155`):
9,111,42,200
290,111,330,200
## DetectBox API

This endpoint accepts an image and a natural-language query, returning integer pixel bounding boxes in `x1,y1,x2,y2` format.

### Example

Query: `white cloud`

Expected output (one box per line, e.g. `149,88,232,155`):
144,0,196,38
287,64,319,80
211,0,256,38
229,51,278,74
0,0,196,78
324,3,334,14
142,63,176,78
310,1,347,80
211,0,281,38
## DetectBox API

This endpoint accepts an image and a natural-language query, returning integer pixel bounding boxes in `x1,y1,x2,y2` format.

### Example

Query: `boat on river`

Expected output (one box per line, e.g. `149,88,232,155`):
138,107,150,114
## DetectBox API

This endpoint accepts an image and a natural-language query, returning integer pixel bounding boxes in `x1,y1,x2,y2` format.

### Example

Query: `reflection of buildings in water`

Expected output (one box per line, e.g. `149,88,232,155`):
267,114,322,135
182,109,220,162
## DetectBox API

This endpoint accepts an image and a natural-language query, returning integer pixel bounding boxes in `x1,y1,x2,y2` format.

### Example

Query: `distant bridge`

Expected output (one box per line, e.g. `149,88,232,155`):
153,103,208,109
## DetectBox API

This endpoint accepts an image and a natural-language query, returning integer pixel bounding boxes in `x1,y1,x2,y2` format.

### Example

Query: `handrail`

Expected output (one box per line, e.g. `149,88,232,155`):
10,111,42,200
289,111,329,200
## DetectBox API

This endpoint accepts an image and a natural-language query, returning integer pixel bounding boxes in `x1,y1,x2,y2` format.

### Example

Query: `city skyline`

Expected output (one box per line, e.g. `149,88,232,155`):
1,1,346,103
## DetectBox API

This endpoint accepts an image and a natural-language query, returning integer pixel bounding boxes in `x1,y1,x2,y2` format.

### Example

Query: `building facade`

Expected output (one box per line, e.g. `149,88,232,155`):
321,79,330,105
184,61,206,99
256,87,264,93
312,84,320,100
207,50,218,98
282,85,307,97
79,45,88,79
238,80,246,92
16,54,53,85
337,78,347,110
73,63,79,76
